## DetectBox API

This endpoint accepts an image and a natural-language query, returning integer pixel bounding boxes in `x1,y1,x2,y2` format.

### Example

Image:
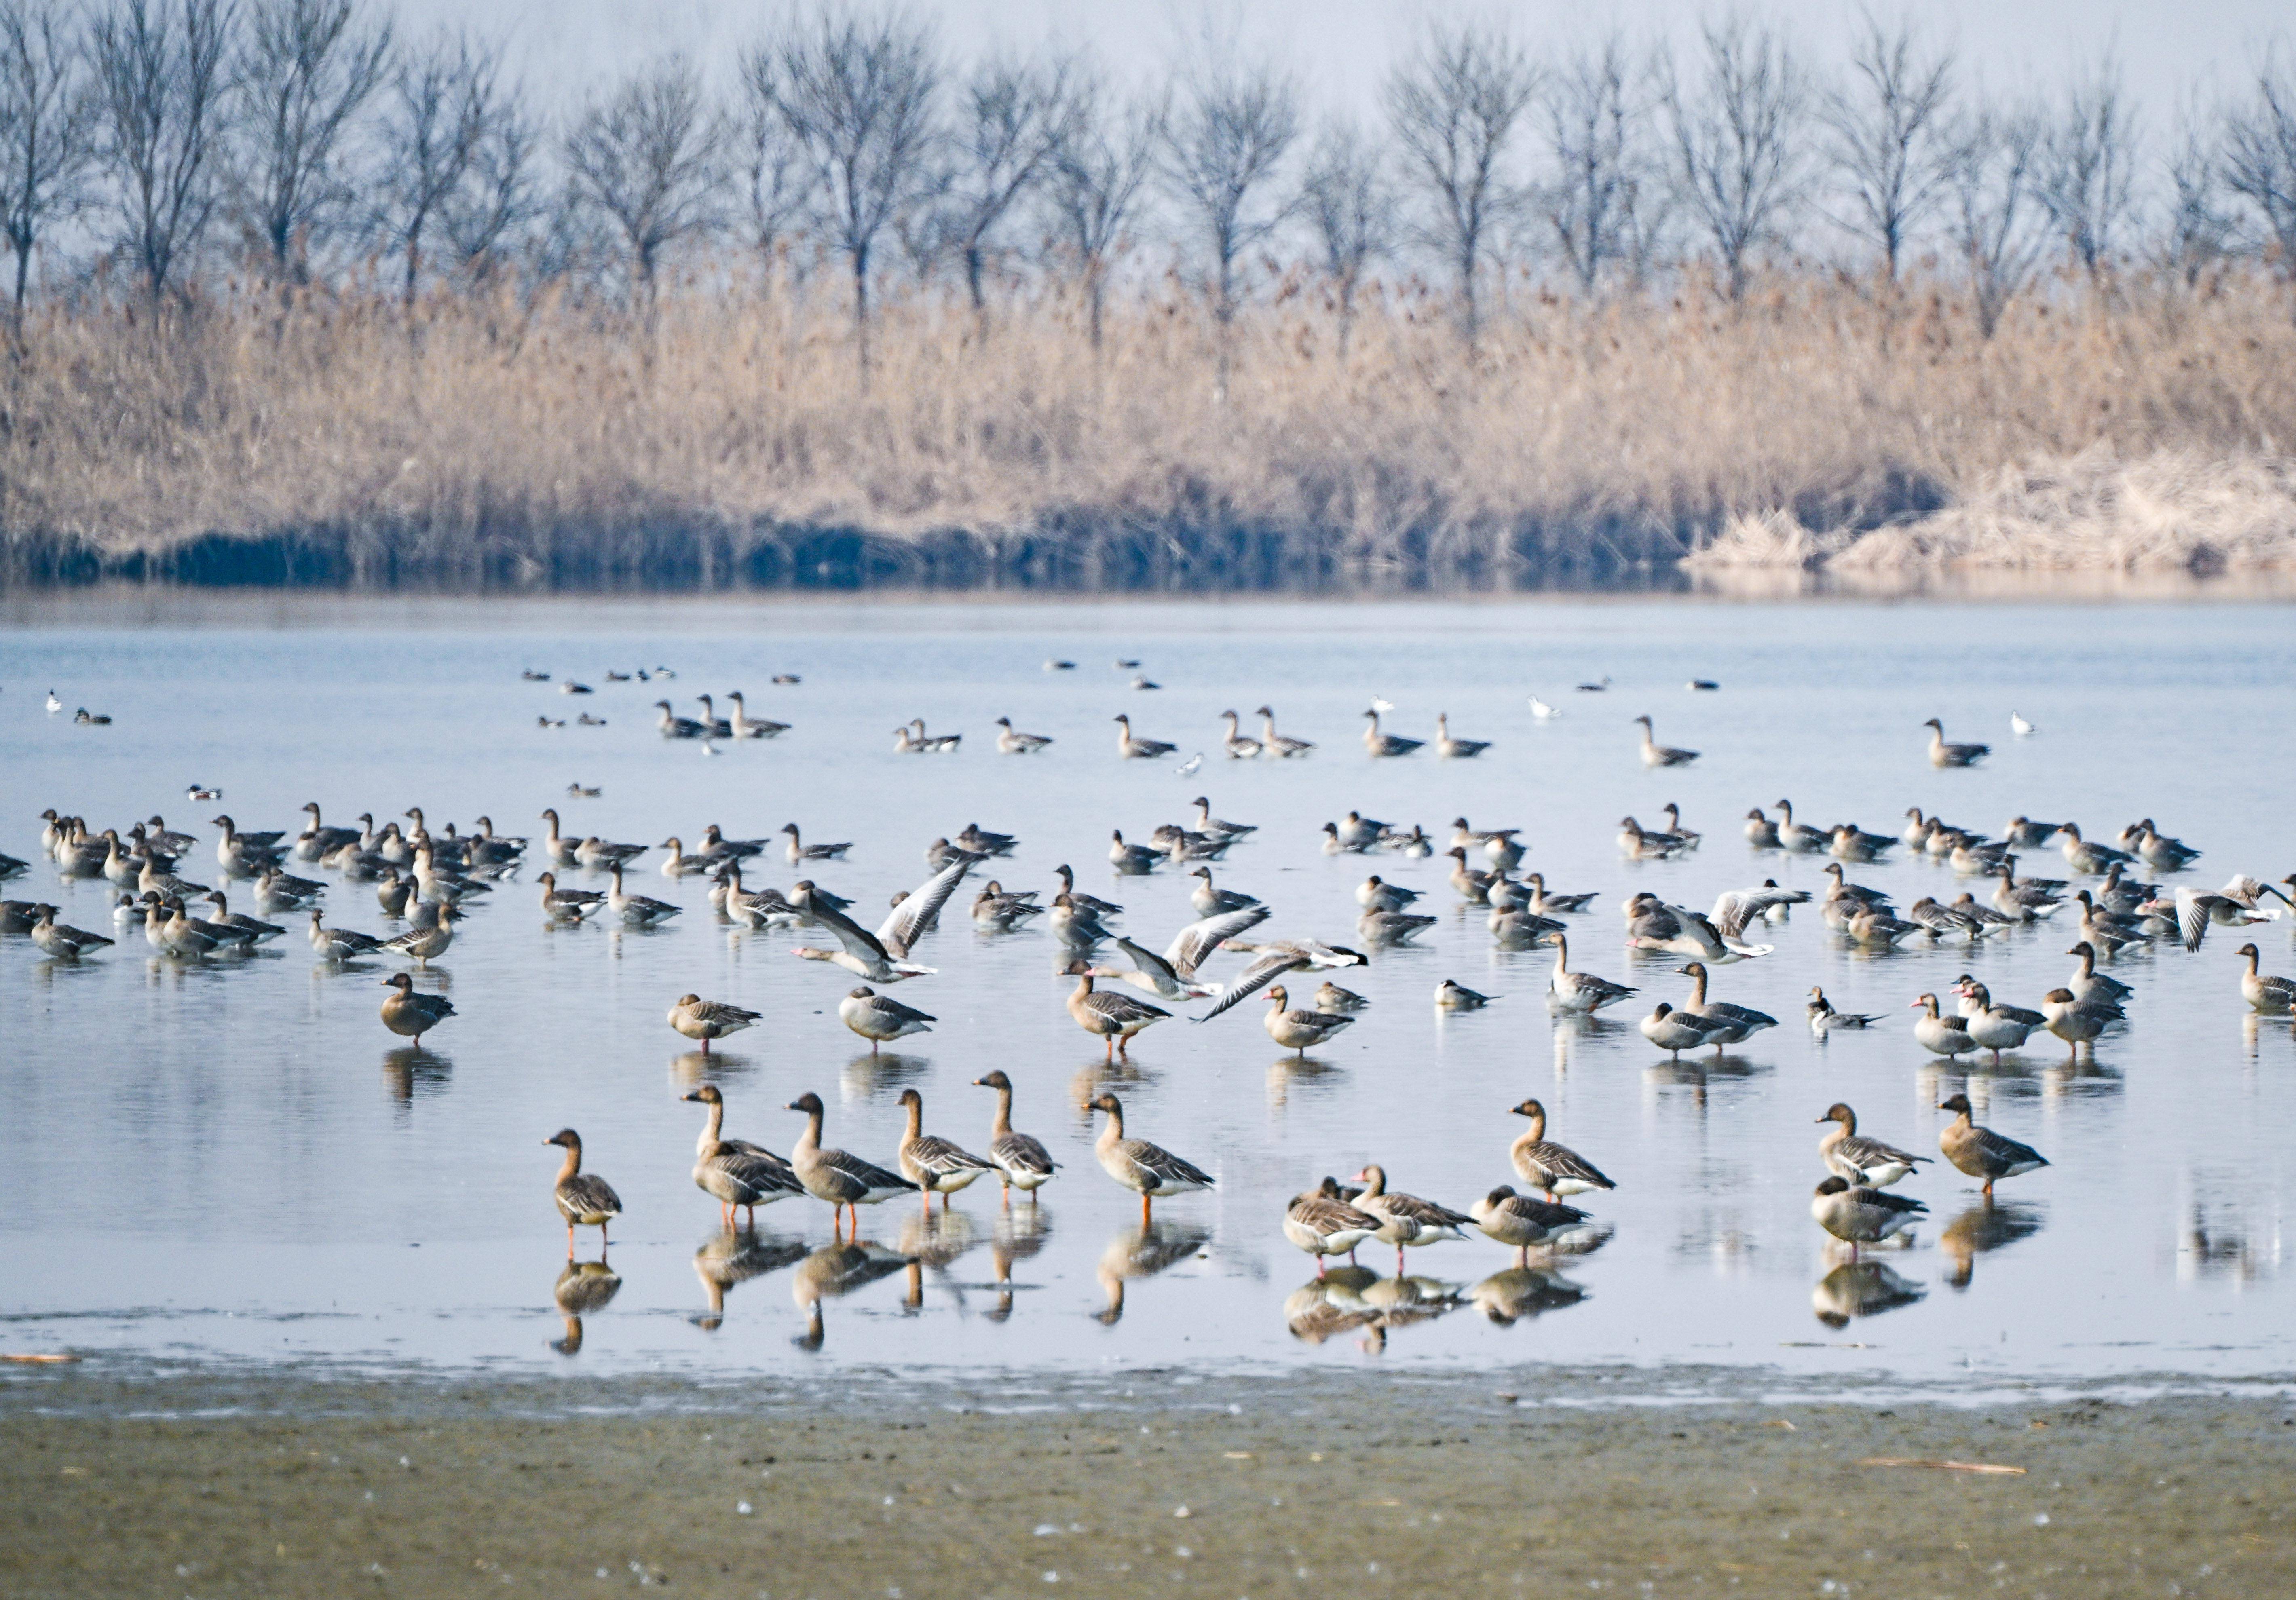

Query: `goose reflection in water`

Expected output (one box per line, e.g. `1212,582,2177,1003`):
898,1208,982,1310
669,1049,755,1091
843,1049,929,1102
1265,1053,1344,1109
551,1260,622,1355
381,1044,450,1106
1939,1201,2047,1290
1812,1260,1926,1326
985,1204,1054,1323
1467,1266,1588,1326
1094,1220,1209,1325
692,1230,809,1330
1286,1267,1460,1350
791,1238,915,1350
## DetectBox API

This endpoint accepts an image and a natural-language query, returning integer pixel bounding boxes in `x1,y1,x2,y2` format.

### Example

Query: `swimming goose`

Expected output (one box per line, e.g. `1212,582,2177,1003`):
1911,993,1977,1057
1435,978,1496,1010
1193,937,1368,1020
1417,710,1491,759
1923,717,1989,767
1113,714,1176,761
683,1085,801,1226
896,1089,997,1210
1331,811,1386,852
654,699,705,738
545,1129,623,1254
786,1091,918,1235
2063,941,2133,1006
29,906,112,960
370,872,418,920
1065,960,1168,1059
2236,944,2296,1013
1744,808,1782,848
1189,865,1260,918
1936,1094,2049,1195
971,1071,1057,1202
2121,819,2201,871
0,899,41,933
1090,1093,1213,1224
1547,933,1636,1015
135,856,209,901
693,824,769,863
1615,817,1690,861
904,718,961,753
1991,862,2064,922
1641,1001,1727,1058
1657,804,1702,849
1107,830,1161,874
209,817,285,877
1633,714,1697,767
1348,1166,1472,1272
1843,905,1926,946
1358,908,1437,946
972,882,1045,929
1816,1104,1928,1187
0,848,27,882
955,823,1014,858
1811,1177,1928,1257
840,984,934,1051
1190,797,1256,840
538,809,580,866
1217,711,1264,759
1263,983,1356,1054
1254,706,1314,758
1314,979,1368,1012
779,823,850,864
1905,897,1987,941
197,889,285,944
537,872,605,924
1521,874,1597,916
1348,709,1419,758
308,907,386,960
2039,988,2115,1060
294,803,363,863
2056,823,2131,875
1445,847,1494,901
1049,893,1117,948
670,993,760,1052
2002,816,2065,849
720,866,800,930
1482,831,1527,873
2073,890,2154,953
725,692,788,739
1829,823,1895,863
380,972,455,1039
1674,962,1778,1052
574,834,647,870
602,863,680,928
1807,987,1881,1034
1488,906,1565,948
380,901,458,964
1470,1186,1592,1265
989,715,1054,755
1285,1179,1386,1275
1508,1100,1614,1201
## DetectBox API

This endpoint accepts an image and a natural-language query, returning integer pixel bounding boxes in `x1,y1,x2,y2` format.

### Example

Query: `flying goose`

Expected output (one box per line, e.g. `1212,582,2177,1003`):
786,1091,918,1234
896,1089,997,1211
788,857,974,981
1254,706,1314,758
839,985,934,1052
1937,1095,2049,1196
1090,1092,1214,1224
2171,884,2277,952
971,1070,1057,1202
1064,960,1169,1059
1113,715,1176,760
1192,935,1366,1021
545,1129,623,1255
1284,1178,1386,1275
380,972,455,1040
669,994,760,1052
1633,714,1697,767
993,716,1053,754
1811,1178,1928,1258
1816,1104,1928,1188
1099,905,1271,1000
682,1086,801,1227
1361,709,1424,758
1922,717,1989,767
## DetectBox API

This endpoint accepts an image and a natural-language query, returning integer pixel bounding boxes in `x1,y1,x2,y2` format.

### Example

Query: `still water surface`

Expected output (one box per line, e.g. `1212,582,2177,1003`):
2,597,2292,1388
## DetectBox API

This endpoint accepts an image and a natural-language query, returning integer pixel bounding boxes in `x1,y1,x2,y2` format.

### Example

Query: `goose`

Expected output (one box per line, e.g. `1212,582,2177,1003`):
372,870,416,918
380,972,455,1040
2236,944,2296,1013
1314,979,1369,1012
2167,885,2269,952
1807,987,1880,1034
2039,988,2114,1061
1089,1093,1213,1224
1263,984,1355,1054
2093,863,2160,917
949,823,1017,860
993,716,1053,754
538,809,580,866
1445,847,1494,900
789,858,972,981
1488,906,1565,948
1937,1094,2049,1196
1652,804,1702,850
1712,884,1809,935
1435,978,1495,1010
1285,1179,1386,1275
724,692,788,739
308,907,386,960
1626,896,1774,962
1521,874,1597,916
895,1089,996,1210
1391,825,1434,859
971,1070,1057,1201
466,816,528,867
1843,905,1926,946
2124,819,2202,871
1064,961,1168,1059
654,699,706,739
1910,993,1977,1058
134,855,207,901
840,985,934,1051
2216,873,2294,914
1547,933,1636,1015
1905,897,1987,941
1191,866,1260,918
1218,711,1264,759
1508,1099,1615,1201
163,895,254,955
1153,823,1227,863
28,906,112,960
1674,961,1777,1052
2074,890,2154,953
537,872,605,924
381,901,457,964
779,823,850,864
1255,705,1314,758
1334,811,1387,852
1348,1166,1472,1272
1816,1103,1928,1187
721,867,801,930
695,824,769,863
574,834,646,870
0,848,26,882
1113,714,1175,760
972,882,1045,930
1923,718,1989,767
2063,941,2134,1006
786,1091,918,1234
1991,862,2064,922
1811,1178,1928,1257
1641,1001,1726,1058
1190,797,1256,840
1193,938,1368,1020
1744,808,1782,848
1358,907,1438,948
1483,831,1527,872
0,899,41,933
1616,816,1689,860
1107,830,1161,874
1902,808,1944,850
544,1129,623,1254
606,863,680,927
1433,713,1489,758
1633,714,1697,767
1829,823,1895,863
1470,1186,1592,1265
2002,816,2065,849
669,993,760,1052
294,803,362,863
1048,893,1117,949
682,1085,801,1226
2057,823,2131,875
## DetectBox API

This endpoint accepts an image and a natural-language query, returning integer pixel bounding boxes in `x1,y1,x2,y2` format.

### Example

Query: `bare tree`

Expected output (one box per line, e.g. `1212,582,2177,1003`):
1385,20,1536,341
0,0,99,315
733,42,813,274
1945,105,2046,337
233,0,391,279
91,0,234,302
1041,70,1157,353
1820,15,1953,282
437,77,534,283
561,55,724,303
2034,61,2137,277
755,8,940,373
1660,16,1806,301
934,52,1061,325
1296,116,1393,357
371,30,494,303
1163,53,1297,395
2160,95,2235,287
1540,36,1648,296
2223,53,2296,283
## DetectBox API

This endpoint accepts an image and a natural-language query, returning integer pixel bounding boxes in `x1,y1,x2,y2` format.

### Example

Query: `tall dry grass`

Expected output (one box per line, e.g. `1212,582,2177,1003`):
4,264,2294,586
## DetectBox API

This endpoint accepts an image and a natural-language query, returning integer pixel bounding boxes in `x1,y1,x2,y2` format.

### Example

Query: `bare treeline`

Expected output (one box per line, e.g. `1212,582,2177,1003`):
3,0,2296,338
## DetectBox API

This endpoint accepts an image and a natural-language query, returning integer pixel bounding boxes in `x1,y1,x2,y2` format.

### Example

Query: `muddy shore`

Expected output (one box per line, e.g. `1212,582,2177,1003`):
4,1366,2292,1598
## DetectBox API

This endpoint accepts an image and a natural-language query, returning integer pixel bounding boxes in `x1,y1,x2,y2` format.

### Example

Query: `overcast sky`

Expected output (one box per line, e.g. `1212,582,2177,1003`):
393,0,2286,121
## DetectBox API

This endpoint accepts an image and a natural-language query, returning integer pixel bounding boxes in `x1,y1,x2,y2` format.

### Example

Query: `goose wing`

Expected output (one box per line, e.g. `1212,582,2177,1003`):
708,1147,803,1195
1523,1139,1614,1190
993,1130,1057,1178
1841,1135,1926,1172
1124,1138,1213,1189
906,1134,997,1174
1378,1189,1474,1228
825,1149,917,1192
2173,886,2214,952
877,855,978,957
1166,905,1273,976
1971,1125,2047,1169
560,1174,622,1216
1114,936,1183,986
1086,990,1169,1024
805,897,890,963
1712,887,1805,938
1194,944,1309,1020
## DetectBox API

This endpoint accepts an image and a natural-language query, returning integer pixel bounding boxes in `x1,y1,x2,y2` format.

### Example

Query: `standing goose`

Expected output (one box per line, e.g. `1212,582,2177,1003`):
786,1091,918,1235
1218,711,1264,758
1811,1178,1928,1258
1262,984,1355,1055
539,808,580,866
29,906,113,960
1633,714,1697,767
1361,709,1424,758
201,890,286,944
606,863,681,927
839,984,935,1051
782,823,851,863
308,907,386,960
971,1070,1057,1202
1190,865,1261,917
1254,705,1314,758
682,1086,801,1227
668,993,760,1052
2236,944,2296,1013
1348,1165,1473,1272
1432,713,1490,758
1547,933,1636,1015
992,716,1053,754
1064,960,1169,1059
1508,1099,1615,1202
380,972,455,1039
895,1089,997,1211
381,900,458,964
1922,718,1989,767
1937,1095,2049,1196
1910,993,1977,1057
545,1129,623,1255
1113,715,1176,760
2064,940,2134,1007
1640,1001,1726,1058
1954,977,2046,1064
2040,988,2115,1061
538,871,606,923
1816,1104,1928,1187
1284,1178,1386,1276
1674,961,1779,1053
1089,1093,1214,1225
1469,1186,1591,1265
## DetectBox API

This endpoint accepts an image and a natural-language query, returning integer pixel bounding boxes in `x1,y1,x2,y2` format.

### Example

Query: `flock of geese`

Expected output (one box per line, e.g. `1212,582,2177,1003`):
15,680,2292,1342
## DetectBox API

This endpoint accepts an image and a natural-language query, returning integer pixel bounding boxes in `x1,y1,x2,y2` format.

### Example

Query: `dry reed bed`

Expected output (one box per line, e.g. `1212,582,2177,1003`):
4,270,2294,583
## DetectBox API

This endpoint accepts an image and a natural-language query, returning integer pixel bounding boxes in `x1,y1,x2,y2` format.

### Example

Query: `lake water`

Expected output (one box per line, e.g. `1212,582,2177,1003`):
3,594,2292,1395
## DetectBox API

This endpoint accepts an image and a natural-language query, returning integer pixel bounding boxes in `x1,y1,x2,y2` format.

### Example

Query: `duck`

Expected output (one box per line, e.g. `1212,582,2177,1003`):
1910,993,1977,1058
1191,865,1261,917
1090,1093,1214,1225
1811,1177,1928,1257
1263,983,1356,1054
2011,710,2037,737
380,900,458,964
895,1089,997,1211
781,823,851,864
840,984,935,1052
1508,1099,1614,1201
667,993,760,1053
1937,1094,2049,1196
1547,933,1636,1015
380,972,455,1040
1254,706,1314,758
1640,1001,1725,1058
1470,1186,1592,1265
1673,961,1778,1052
1816,1104,1928,1187
309,907,386,960
1633,714,1697,767
1923,717,1989,767
29,906,112,960
682,1086,801,1227
1807,986,1880,1034
1529,694,1561,719
1434,978,1497,1011
992,716,1053,754
786,1091,918,1235
537,872,605,924
544,1129,623,1255
2040,988,2114,1060
1218,711,1264,759
1744,808,1782,848
1348,1166,1473,1272
1113,714,1176,760
2236,944,2296,1013
1065,960,1168,1059
606,863,681,927
971,1070,1057,1202
1284,1179,1386,1276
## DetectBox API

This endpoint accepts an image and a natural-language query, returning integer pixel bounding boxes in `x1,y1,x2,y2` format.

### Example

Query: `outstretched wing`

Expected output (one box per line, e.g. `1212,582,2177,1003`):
805,896,889,963
1114,936,1180,985
2173,886,2211,953
878,855,978,957
1194,945,1305,1021
1165,905,1272,977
